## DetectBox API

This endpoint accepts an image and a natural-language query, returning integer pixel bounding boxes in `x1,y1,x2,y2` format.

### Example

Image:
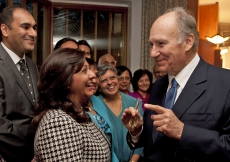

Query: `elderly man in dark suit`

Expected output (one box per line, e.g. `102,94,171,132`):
121,7,230,162
0,6,38,162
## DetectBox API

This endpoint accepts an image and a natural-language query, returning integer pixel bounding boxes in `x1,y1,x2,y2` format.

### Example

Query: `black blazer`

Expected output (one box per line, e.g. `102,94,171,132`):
131,59,230,162
0,44,39,162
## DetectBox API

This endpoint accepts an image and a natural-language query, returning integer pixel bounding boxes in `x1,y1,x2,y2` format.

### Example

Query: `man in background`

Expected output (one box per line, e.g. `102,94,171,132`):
78,39,92,58
54,37,78,50
0,6,38,161
98,53,116,68
153,63,167,80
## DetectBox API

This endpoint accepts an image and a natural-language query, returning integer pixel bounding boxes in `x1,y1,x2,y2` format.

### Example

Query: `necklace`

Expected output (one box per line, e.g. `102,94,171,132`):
103,93,122,116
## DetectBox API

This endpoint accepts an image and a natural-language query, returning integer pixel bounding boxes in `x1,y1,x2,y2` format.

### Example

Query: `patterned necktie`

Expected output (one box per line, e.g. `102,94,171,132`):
164,78,178,109
18,59,35,101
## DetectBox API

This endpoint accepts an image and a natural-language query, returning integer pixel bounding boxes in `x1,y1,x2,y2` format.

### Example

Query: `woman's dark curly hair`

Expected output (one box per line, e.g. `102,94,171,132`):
132,69,153,93
32,48,90,129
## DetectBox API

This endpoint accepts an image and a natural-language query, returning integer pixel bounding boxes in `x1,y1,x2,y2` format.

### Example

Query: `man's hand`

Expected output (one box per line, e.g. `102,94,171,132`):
145,104,184,140
121,107,143,136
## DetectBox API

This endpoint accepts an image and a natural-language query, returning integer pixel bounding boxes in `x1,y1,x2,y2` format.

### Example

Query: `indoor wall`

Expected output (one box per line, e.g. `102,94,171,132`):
199,0,230,69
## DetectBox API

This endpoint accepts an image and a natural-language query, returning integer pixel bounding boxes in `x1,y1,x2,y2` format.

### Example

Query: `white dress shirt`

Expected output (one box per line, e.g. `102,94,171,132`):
168,54,200,103
1,42,26,71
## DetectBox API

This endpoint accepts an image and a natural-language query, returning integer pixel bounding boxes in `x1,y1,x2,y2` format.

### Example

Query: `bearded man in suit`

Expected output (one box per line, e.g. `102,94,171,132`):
122,7,230,162
0,6,38,162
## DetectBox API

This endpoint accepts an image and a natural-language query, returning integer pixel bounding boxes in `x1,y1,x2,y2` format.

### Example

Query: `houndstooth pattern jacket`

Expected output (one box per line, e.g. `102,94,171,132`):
34,109,111,162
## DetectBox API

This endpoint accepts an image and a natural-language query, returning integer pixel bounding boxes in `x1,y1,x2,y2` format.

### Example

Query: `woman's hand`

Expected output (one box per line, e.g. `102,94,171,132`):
121,107,143,136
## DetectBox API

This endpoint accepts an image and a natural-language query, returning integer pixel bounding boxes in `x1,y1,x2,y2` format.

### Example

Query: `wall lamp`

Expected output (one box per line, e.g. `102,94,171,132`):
205,34,229,48
220,47,229,55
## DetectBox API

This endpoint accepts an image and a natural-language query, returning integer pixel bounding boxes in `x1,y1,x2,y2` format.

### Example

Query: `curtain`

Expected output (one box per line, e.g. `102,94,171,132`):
141,0,187,73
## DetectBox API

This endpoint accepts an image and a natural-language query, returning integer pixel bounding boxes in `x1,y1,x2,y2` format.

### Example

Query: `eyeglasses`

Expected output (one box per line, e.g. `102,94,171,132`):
104,61,116,66
118,77,130,81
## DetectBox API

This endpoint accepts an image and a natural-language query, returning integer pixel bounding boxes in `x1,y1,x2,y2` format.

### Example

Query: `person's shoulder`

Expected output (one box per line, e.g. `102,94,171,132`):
120,91,137,102
90,95,98,101
42,109,70,121
152,74,168,88
206,62,230,78
97,94,104,100
0,43,5,51
90,95,107,110
208,63,230,72
39,109,77,129
25,56,37,65
196,60,230,86
128,91,133,96
129,91,139,97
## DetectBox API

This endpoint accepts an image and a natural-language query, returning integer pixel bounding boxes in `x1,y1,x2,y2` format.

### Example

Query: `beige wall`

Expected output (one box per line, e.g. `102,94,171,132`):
221,54,230,69
199,0,230,69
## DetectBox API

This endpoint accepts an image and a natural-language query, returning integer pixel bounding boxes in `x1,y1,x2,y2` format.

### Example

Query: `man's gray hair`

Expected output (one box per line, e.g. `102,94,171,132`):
164,7,199,52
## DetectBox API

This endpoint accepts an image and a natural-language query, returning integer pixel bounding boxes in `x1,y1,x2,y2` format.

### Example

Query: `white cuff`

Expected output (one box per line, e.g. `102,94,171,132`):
129,125,143,143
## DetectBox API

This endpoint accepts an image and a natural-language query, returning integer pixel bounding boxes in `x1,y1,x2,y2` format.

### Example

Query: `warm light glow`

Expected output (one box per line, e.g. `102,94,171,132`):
206,34,229,45
220,48,229,55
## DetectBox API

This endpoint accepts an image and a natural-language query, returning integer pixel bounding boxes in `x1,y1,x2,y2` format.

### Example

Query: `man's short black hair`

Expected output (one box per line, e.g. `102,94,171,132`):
54,37,78,50
78,39,91,52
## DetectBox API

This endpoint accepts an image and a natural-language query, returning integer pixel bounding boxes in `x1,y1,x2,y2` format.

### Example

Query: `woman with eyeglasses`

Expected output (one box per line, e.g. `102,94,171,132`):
116,65,133,95
97,64,143,162
130,69,153,111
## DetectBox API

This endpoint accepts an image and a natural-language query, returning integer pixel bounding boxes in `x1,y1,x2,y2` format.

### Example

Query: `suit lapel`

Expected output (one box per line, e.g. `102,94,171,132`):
149,75,169,142
149,75,168,106
172,59,207,119
0,45,34,105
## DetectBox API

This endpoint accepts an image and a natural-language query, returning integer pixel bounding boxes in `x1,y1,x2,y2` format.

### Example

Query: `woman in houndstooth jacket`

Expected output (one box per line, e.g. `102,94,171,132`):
32,48,111,161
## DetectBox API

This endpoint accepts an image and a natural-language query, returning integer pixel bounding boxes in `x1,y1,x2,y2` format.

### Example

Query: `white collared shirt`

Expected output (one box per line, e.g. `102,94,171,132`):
1,42,26,71
168,53,200,103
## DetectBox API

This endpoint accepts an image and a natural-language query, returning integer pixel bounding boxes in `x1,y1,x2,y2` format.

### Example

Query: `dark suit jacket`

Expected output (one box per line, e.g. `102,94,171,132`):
0,44,38,162
130,59,230,162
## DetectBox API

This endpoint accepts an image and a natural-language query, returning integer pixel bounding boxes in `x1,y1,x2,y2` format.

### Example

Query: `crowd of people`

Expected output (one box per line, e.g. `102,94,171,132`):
1,5,230,162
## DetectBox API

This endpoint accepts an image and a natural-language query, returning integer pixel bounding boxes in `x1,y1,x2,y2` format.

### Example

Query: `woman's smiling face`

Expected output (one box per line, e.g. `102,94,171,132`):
69,60,97,103
99,69,119,97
